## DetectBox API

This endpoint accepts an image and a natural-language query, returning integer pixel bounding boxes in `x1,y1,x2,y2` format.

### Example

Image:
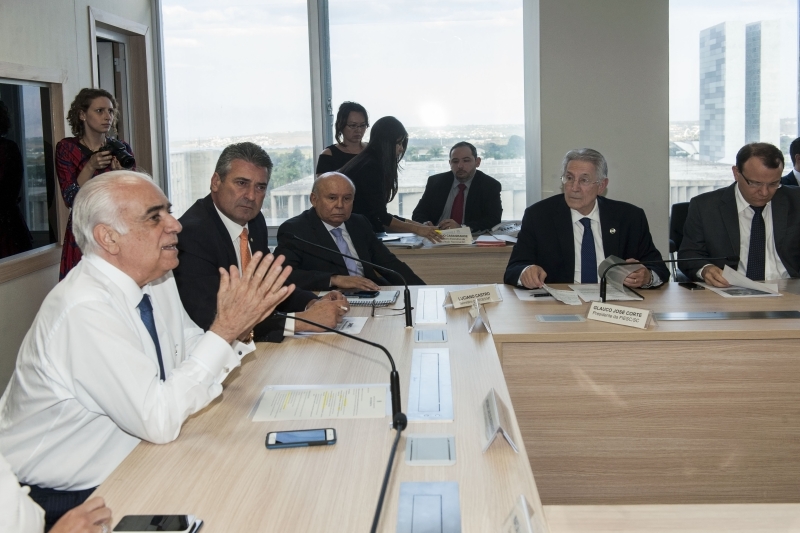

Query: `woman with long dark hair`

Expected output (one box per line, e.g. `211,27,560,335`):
56,88,135,279
339,116,441,241
315,101,369,176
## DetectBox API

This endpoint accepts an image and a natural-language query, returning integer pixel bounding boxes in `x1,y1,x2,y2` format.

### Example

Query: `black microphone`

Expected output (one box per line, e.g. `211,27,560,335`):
599,255,740,302
284,232,414,328
274,311,404,428
370,412,407,533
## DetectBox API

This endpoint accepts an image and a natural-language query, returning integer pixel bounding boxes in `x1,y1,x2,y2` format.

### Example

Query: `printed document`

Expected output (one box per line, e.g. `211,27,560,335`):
252,384,390,422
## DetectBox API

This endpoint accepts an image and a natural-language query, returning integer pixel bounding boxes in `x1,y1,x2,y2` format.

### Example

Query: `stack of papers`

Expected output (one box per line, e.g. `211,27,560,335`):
700,266,782,298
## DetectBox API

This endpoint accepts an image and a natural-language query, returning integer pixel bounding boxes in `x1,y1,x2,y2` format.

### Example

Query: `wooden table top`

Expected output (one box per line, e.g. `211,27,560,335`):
486,281,800,343
93,286,546,532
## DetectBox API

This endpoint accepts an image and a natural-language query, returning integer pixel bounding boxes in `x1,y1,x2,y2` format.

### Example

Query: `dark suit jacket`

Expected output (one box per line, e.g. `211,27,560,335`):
504,194,669,285
174,195,317,343
411,170,502,232
781,170,799,187
678,183,800,280
274,208,425,291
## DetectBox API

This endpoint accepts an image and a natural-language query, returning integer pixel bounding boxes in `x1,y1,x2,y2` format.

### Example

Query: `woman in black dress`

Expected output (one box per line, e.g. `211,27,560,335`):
339,116,441,242
315,101,369,175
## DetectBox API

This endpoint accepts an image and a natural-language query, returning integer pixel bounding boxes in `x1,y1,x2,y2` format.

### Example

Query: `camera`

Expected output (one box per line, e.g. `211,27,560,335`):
99,137,136,169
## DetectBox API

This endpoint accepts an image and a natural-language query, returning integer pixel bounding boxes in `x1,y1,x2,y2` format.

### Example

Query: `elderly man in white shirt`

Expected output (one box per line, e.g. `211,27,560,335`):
0,171,294,530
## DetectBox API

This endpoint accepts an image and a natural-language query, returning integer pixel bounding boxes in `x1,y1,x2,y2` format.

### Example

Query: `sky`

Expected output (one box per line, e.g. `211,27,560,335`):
161,0,798,142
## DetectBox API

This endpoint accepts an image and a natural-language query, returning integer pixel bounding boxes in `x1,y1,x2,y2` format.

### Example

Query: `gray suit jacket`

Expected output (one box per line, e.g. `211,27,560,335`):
678,183,800,279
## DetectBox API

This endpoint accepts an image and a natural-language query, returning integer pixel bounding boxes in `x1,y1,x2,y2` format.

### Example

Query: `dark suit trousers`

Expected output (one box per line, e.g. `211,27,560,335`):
25,483,96,531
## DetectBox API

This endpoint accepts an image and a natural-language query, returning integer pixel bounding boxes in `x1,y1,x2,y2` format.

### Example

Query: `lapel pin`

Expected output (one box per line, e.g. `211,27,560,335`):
609,228,616,234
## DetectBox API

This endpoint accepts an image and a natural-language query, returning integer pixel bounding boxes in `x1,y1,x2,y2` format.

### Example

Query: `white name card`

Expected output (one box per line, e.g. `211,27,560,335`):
481,388,518,453
587,301,651,329
449,284,502,309
436,226,473,245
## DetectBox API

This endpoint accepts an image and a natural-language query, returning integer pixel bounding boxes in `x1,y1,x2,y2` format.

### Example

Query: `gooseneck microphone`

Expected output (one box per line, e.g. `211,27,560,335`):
599,255,740,302
284,233,414,328
370,412,407,533
274,312,403,427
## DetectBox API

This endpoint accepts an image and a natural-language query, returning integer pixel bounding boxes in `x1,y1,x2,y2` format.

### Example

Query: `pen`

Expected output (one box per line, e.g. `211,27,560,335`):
339,305,350,312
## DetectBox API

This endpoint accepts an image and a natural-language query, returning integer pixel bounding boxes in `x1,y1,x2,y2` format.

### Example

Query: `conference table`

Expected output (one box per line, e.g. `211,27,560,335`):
392,244,511,285
485,280,800,506
93,286,548,532
92,284,800,531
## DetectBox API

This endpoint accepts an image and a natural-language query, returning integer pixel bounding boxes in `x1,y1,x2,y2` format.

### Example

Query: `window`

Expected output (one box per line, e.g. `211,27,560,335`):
669,0,797,206
162,0,313,222
0,81,57,260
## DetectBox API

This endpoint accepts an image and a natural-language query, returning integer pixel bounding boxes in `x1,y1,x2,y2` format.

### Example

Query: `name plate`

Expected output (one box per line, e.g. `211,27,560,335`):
450,284,502,309
436,226,473,245
501,495,545,533
587,302,650,329
481,388,518,453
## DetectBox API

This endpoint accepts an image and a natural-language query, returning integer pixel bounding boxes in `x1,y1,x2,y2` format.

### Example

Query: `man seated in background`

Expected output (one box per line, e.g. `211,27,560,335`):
504,148,668,288
274,172,425,291
174,142,347,340
679,142,800,286
781,137,800,186
0,171,293,528
412,141,502,232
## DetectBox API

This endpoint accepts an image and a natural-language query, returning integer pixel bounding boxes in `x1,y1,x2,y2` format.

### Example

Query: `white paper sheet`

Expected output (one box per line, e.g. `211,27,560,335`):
513,288,555,302
541,284,583,305
291,317,368,336
568,283,643,302
252,384,390,421
700,266,781,298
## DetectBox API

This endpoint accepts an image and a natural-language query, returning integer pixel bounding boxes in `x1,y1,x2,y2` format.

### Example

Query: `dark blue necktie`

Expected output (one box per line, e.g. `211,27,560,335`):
580,217,598,283
138,294,166,381
746,205,766,281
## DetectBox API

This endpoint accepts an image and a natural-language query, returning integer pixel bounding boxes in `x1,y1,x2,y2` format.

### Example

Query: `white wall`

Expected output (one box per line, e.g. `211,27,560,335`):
538,0,670,255
0,0,158,388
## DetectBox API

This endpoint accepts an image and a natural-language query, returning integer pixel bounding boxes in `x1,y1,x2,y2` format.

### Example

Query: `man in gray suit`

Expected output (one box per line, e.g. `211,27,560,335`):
679,142,800,286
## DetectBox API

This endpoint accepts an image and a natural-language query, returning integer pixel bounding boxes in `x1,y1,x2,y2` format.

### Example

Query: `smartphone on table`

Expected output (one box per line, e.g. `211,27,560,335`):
343,290,380,298
678,282,705,290
113,515,201,532
266,428,337,449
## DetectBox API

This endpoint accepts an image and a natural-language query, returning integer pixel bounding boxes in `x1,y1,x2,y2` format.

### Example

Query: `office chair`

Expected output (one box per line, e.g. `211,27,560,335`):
669,202,690,282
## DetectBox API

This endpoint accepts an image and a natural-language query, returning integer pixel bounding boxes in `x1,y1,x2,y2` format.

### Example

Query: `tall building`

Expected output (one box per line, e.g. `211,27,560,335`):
699,21,780,163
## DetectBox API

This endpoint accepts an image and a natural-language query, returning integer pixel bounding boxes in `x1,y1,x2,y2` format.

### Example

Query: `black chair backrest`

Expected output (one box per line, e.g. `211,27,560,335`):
669,202,690,254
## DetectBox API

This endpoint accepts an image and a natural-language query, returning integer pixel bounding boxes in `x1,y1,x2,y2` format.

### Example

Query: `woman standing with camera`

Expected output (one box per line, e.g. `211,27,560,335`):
56,88,135,279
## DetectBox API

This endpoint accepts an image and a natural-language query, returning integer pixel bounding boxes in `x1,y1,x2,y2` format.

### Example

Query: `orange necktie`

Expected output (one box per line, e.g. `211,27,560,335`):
240,228,251,272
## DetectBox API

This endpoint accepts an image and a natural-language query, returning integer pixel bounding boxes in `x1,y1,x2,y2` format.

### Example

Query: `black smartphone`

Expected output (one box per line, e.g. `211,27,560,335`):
344,290,380,298
266,428,337,449
113,515,193,532
678,282,705,290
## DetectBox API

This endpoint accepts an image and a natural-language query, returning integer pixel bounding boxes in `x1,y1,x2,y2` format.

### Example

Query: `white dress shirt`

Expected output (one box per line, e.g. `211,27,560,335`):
0,254,253,490
438,173,475,225
214,205,296,335
793,168,800,183
0,452,43,533
321,220,365,277
731,184,789,280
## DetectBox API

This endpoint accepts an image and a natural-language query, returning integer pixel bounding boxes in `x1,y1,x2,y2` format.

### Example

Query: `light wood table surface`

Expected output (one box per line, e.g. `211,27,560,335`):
484,281,800,506
93,286,548,532
392,244,511,285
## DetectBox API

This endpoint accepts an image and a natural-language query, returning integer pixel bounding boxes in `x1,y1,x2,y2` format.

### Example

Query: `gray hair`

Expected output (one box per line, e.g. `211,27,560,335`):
561,148,608,181
312,172,356,196
214,142,273,179
72,171,154,255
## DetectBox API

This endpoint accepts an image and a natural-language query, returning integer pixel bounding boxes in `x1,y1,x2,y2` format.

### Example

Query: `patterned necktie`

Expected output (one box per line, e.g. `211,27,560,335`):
450,183,467,225
331,227,359,276
239,228,251,272
580,217,598,283
137,294,166,381
746,205,766,281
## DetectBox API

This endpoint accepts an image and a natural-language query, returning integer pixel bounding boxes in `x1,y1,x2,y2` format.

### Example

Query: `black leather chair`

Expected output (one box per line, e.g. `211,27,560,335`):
669,202,690,282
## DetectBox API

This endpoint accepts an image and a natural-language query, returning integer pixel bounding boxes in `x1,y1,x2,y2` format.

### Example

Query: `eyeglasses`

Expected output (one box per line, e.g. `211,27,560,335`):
345,123,368,130
738,171,781,191
561,174,600,187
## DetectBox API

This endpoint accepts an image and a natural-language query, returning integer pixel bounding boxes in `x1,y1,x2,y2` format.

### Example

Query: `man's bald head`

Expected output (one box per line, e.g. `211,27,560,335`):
311,172,356,227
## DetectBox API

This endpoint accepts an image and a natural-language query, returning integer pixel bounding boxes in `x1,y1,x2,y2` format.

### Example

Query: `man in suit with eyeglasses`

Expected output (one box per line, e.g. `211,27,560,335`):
504,148,668,288
679,142,800,286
